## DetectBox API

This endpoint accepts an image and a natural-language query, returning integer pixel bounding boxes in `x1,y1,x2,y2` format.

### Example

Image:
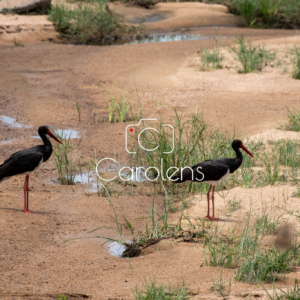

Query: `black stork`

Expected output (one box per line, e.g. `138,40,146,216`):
172,139,253,221
0,125,62,213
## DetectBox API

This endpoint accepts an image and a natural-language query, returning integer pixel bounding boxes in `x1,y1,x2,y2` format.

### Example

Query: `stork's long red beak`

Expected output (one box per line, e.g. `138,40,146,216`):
241,144,253,157
47,129,62,144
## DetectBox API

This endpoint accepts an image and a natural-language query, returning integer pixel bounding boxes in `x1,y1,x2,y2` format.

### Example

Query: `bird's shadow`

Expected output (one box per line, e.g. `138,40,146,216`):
204,217,239,223
0,207,56,215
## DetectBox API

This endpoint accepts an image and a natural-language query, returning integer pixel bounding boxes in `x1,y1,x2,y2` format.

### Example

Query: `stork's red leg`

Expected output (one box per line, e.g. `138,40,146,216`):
23,175,34,214
211,186,220,221
205,185,212,220
23,175,28,212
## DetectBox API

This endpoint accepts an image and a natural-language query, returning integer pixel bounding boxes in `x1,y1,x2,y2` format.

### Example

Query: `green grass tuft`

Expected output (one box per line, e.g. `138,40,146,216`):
228,35,275,74
133,279,188,300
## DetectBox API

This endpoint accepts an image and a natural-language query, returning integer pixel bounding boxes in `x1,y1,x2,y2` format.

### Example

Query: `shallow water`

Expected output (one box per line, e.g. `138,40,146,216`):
32,129,79,139
125,33,209,45
121,167,147,182
0,116,29,128
73,172,99,193
55,129,78,139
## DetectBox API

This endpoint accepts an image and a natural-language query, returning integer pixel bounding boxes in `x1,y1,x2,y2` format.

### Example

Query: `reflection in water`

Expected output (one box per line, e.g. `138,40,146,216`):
120,167,147,182
73,172,99,192
126,33,209,45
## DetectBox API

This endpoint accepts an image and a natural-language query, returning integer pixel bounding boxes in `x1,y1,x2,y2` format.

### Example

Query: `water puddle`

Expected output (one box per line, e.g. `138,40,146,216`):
121,167,147,183
125,33,209,45
31,129,79,139
0,140,12,144
55,129,78,139
73,172,100,193
0,116,29,128
109,241,130,257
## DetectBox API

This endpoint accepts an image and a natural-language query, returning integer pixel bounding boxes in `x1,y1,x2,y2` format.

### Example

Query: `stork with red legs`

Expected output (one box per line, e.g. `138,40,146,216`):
172,139,253,221
0,126,62,213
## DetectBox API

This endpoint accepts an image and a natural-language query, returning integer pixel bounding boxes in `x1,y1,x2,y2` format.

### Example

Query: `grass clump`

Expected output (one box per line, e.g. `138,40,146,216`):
99,85,142,122
133,279,188,300
211,273,231,297
227,196,242,212
228,36,275,73
53,131,82,185
236,247,294,283
228,0,300,29
265,279,300,299
49,0,139,45
204,214,299,284
275,139,300,167
254,213,281,235
198,35,223,71
291,46,300,80
278,108,300,132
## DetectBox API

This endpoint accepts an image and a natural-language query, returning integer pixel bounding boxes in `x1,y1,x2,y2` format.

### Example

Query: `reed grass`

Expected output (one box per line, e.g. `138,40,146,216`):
228,36,275,73
198,35,223,71
52,131,82,185
133,279,188,300
99,85,142,122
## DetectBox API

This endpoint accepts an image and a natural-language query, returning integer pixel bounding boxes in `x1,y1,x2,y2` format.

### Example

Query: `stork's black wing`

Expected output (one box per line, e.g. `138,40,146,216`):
0,148,43,181
172,160,229,183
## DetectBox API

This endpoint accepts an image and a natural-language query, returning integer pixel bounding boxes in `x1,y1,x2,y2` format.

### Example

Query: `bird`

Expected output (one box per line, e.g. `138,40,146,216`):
171,139,253,221
0,125,62,213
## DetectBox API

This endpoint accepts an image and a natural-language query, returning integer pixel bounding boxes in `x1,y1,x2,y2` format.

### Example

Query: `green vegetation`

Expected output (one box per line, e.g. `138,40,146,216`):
227,0,300,28
93,183,206,256
228,36,275,73
133,279,188,300
53,131,82,185
99,85,142,122
49,0,139,45
204,213,299,284
13,38,24,47
236,246,295,283
278,108,300,131
291,46,300,80
254,213,281,235
57,294,68,300
106,0,300,29
76,100,81,122
226,196,242,212
264,279,300,299
198,35,223,71
211,273,231,297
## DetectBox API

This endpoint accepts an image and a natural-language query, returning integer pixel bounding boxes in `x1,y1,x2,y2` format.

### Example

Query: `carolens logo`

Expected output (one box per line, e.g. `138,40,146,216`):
96,119,204,182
